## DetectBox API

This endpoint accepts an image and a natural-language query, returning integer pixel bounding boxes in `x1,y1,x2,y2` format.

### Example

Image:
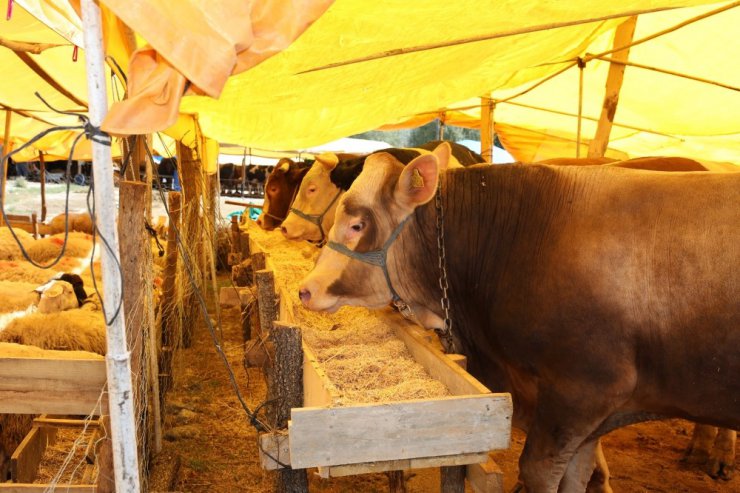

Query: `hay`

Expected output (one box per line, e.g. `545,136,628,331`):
0,228,33,261
34,427,98,485
246,225,450,405
0,309,106,355
0,280,39,313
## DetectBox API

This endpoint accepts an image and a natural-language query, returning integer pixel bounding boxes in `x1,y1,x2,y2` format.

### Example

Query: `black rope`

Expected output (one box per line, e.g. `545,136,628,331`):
144,220,165,257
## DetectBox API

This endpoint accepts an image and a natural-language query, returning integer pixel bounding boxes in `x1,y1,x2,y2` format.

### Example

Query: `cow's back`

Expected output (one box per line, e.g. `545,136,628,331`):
443,165,739,428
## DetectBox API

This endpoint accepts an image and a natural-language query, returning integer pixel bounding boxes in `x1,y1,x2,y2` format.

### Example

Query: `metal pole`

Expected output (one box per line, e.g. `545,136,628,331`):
80,1,140,492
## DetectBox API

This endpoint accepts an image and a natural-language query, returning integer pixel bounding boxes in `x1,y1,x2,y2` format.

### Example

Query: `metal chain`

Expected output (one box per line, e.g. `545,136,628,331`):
434,180,456,353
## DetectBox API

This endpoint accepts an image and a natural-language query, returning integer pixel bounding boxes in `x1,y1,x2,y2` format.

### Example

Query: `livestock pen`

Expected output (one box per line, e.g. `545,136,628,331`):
225,221,513,492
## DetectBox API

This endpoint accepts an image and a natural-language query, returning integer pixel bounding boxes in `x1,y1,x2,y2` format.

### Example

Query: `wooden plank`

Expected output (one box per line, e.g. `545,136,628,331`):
219,286,241,307
301,343,340,408
278,286,295,323
0,357,107,415
289,394,511,469
318,452,489,478
0,486,97,492
10,426,46,483
467,457,505,493
587,16,638,158
32,417,101,429
389,314,491,396
259,432,291,470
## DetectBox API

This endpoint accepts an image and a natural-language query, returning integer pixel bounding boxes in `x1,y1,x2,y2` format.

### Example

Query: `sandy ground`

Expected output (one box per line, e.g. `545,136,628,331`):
144,274,738,493
3,179,253,221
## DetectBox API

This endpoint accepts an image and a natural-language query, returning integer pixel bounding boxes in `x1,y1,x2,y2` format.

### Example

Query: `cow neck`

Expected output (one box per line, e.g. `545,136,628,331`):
290,189,342,246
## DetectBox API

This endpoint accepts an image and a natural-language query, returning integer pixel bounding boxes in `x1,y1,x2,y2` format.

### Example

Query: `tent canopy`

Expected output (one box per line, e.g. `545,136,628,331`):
3,0,738,166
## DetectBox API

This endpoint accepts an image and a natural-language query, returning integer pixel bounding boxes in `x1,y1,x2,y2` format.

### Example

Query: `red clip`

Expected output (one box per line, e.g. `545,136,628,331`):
72,45,79,62
6,0,13,21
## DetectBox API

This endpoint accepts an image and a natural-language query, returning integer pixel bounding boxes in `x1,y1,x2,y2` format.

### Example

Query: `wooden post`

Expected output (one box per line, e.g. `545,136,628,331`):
252,252,267,285
587,16,638,158
388,471,407,492
268,322,308,492
176,142,202,348
39,152,47,222
480,97,495,162
96,416,116,493
255,269,277,338
230,215,242,256
160,191,181,396
441,465,466,493
1,110,11,212
118,180,161,460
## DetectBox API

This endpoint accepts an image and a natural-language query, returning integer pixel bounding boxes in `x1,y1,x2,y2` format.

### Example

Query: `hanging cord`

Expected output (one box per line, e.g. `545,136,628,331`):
576,57,586,158
0,92,123,326
143,137,273,434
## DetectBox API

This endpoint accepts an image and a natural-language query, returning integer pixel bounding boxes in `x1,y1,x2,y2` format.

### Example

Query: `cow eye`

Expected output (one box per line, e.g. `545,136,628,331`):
351,222,365,232
308,186,317,193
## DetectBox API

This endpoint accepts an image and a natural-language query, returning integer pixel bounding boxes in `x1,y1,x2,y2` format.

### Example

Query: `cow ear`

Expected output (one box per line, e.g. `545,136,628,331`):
395,154,439,208
432,142,455,170
316,153,339,170
277,160,290,173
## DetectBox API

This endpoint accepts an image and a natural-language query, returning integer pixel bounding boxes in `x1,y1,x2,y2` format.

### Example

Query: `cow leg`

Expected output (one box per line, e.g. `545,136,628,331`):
557,439,610,493
684,424,717,465
584,440,613,493
518,402,610,492
707,428,736,480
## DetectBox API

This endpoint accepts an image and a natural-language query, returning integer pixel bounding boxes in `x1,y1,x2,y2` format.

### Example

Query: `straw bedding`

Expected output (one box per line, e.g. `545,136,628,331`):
245,225,449,405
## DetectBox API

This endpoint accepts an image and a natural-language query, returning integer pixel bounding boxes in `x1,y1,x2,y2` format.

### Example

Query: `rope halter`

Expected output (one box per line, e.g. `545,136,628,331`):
289,190,342,246
326,214,414,318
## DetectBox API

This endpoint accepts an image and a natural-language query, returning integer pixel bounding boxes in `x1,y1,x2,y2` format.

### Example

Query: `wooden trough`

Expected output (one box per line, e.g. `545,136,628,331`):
0,349,113,492
226,226,513,492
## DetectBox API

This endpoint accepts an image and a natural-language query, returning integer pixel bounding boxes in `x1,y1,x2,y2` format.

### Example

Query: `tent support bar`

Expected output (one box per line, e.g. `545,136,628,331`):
480,97,495,162
80,1,141,492
298,4,696,75
588,16,637,158
586,1,740,62
501,100,681,140
39,152,46,222
589,55,740,92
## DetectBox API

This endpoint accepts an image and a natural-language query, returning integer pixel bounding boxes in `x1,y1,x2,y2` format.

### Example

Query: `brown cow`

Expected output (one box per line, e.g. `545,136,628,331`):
299,146,739,492
255,158,312,230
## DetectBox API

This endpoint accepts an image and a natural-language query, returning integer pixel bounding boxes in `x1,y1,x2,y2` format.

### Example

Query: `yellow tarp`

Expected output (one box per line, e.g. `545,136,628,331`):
5,1,739,166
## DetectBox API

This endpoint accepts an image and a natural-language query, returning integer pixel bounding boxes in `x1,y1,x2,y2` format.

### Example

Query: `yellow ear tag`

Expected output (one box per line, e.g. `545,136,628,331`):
411,168,425,188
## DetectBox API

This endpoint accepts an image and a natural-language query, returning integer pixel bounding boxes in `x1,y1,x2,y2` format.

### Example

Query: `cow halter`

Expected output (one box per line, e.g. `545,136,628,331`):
290,190,342,246
326,180,456,353
262,184,300,223
326,214,414,319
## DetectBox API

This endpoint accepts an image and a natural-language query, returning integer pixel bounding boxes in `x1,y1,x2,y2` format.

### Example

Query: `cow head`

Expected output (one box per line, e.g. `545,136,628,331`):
299,143,451,318
281,153,343,243
256,158,299,230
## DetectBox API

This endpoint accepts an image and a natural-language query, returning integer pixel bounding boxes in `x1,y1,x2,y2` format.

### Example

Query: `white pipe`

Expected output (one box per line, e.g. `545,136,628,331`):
79,1,141,492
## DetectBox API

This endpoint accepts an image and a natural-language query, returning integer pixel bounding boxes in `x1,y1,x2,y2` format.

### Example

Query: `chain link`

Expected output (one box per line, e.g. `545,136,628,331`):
434,181,456,353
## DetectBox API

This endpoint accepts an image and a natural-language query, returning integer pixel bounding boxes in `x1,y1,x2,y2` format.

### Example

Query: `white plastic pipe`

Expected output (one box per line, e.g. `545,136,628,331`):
80,1,141,491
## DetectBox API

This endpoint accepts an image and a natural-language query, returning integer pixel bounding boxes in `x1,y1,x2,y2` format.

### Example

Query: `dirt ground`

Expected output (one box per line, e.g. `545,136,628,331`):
146,276,738,493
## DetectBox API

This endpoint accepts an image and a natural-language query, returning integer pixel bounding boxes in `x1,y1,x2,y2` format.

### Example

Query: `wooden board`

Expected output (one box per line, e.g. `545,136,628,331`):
467,457,505,493
0,357,107,415
289,393,511,469
389,313,490,396
0,486,97,492
10,426,48,483
318,452,489,478
301,343,340,408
